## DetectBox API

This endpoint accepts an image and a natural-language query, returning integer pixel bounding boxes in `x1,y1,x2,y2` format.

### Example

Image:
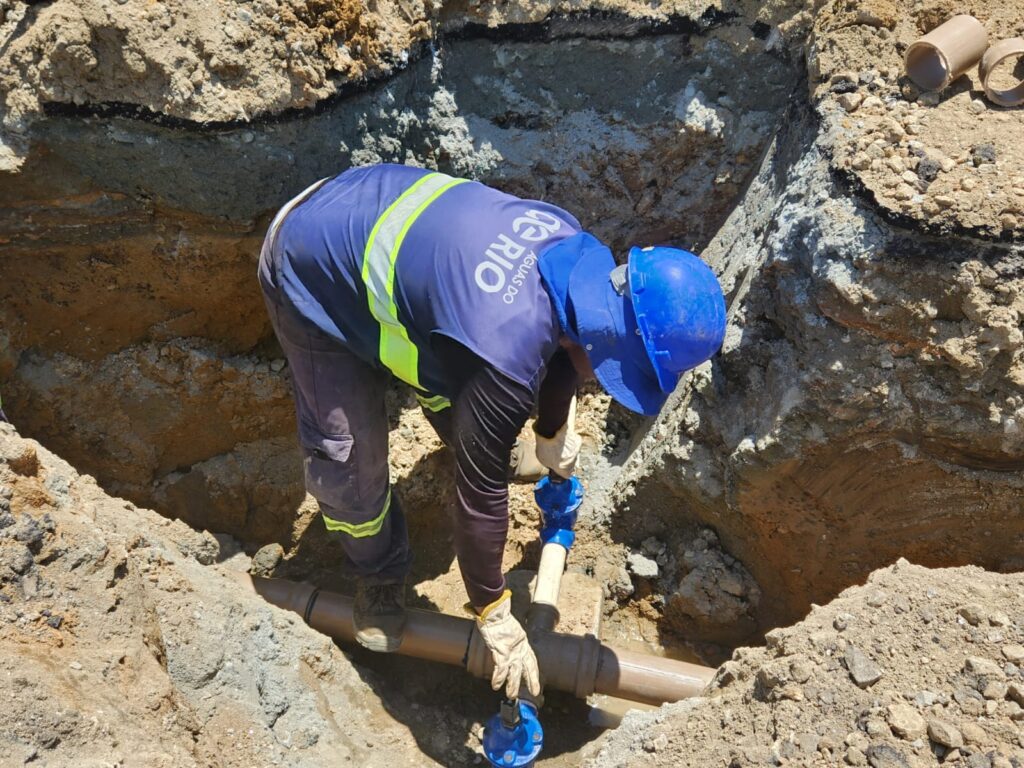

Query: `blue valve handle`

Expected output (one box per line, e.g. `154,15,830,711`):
483,698,544,767
533,474,584,549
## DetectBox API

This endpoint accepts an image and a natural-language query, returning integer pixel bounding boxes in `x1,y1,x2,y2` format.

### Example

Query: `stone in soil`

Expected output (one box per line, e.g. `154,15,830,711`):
845,643,883,688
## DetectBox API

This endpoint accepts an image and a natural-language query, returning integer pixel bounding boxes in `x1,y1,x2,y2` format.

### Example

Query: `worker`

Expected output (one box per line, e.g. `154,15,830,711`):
257,164,726,699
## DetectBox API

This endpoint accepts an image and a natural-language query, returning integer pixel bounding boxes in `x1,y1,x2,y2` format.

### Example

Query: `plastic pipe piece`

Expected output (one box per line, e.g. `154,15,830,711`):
905,15,988,92
526,542,567,634
531,543,567,611
237,574,715,705
980,37,1024,107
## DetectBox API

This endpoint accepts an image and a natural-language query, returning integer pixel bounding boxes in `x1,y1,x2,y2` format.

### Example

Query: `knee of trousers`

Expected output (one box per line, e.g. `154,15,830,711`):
299,436,390,537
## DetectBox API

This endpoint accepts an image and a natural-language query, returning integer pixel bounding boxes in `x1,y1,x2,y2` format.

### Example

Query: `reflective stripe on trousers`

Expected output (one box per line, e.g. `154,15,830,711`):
322,488,392,537
361,171,467,402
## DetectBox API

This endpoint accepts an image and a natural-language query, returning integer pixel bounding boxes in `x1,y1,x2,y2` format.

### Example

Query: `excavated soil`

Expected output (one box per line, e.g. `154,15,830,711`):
811,0,1024,237
585,560,1024,767
2,0,1024,765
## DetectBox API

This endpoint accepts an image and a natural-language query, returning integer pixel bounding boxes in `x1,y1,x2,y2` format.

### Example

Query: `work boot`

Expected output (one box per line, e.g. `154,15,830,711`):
353,579,406,653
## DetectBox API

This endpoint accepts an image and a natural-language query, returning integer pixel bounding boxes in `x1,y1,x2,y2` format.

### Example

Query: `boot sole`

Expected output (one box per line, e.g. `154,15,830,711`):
354,629,403,653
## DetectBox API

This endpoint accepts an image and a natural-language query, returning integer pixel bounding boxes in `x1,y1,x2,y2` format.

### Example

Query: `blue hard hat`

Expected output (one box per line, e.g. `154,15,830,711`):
628,245,727,394
569,239,725,416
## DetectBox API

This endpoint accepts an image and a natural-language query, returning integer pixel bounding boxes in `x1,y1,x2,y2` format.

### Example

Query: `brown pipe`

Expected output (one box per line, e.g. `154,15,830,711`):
236,574,714,705
979,38,1024,107
905,15,988,92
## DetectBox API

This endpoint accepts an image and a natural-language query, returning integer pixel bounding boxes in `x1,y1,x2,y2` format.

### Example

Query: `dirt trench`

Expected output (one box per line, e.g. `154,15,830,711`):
2,0,1024,765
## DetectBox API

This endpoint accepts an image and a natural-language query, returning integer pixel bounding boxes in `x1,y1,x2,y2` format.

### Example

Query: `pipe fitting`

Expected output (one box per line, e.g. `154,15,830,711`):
979,38,1024,107
905,15,988,92
239,574,714,706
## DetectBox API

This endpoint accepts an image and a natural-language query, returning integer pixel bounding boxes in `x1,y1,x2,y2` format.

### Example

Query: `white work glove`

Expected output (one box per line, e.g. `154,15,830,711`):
509,437,547,482
475,590,542,699
533,396,581,479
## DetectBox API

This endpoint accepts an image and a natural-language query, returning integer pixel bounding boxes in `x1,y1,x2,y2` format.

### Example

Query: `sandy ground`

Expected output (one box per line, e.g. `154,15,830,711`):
812,0,1024,236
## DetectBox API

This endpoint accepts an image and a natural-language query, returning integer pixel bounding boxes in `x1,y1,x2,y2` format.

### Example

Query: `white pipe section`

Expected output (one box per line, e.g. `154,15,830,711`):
532,542,568,609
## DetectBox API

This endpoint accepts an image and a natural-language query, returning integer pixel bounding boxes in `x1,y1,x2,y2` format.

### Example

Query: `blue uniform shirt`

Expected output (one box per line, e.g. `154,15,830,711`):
274,165,582,397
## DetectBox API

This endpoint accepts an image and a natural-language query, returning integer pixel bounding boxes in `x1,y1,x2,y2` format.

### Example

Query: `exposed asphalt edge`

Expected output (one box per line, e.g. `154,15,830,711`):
39,6,742,132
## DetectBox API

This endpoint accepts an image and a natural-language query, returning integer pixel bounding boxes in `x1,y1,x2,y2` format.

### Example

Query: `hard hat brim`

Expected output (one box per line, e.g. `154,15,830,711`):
568,243,669,417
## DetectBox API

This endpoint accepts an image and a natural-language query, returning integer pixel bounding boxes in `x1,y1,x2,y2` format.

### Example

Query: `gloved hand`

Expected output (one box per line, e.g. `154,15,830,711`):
509,437,547,482
533,396,581,479
475,590,542,698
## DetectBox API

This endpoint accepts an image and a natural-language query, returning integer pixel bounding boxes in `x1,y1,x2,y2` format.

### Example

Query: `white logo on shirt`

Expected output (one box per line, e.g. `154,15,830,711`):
474,210,562,302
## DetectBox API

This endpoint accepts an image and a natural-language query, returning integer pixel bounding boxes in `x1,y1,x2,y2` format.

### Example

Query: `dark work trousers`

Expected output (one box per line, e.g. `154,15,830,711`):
259,257,412,585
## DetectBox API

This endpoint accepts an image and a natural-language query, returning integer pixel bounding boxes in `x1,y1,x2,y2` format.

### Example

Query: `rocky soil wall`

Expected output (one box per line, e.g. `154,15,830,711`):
0,0,802,547
0,423,439,767
613,0,1024,646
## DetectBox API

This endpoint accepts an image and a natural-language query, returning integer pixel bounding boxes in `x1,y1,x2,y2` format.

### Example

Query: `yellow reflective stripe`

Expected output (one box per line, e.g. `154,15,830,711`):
416,393,451,412
361,172,468,389
322,489,392,538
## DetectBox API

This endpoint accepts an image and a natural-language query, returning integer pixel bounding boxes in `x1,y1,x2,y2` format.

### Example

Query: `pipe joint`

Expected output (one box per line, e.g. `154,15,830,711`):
534,475,583,550
539,527,575,549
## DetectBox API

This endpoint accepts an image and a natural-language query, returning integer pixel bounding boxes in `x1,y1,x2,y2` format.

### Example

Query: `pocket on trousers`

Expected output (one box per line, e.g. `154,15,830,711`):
298,425,358,510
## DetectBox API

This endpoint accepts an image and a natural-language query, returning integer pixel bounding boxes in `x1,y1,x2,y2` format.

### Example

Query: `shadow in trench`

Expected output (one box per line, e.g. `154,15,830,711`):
346,645,602,766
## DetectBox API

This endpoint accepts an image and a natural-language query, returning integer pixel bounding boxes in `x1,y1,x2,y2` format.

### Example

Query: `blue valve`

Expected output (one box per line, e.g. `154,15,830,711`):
534,474,584,549
483,699,544,767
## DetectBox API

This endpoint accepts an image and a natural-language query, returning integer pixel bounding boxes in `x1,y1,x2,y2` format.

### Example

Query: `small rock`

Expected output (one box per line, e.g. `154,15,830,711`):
933,194,955,209
982,680,1008,700
865,718,888,738
846,643,883,688
626,552,659,580
640,537,665,557
916,157,942,182
886,702,926,740
852,152,872,170
1007,683,1024,706
969,99,987,114
926,718,963,749
999,214,1018,230
914,690,940,708
250,543,284,577
12,517,45,551
959,605,985,625
865,743,910,768
69,661,83,671
988,611,1009,627
960,722,986,746
839,92,864,112
846,746,867,765
893,183,915,201
790,658,812,683
1002,645,1024,664
45,614,62,629
918,91,940,107
965,657,1003,678
971,144,997,166
831,79,860,94
3,544,34,576
642,733,668,752
861,96,884,111
269,358,286,372
961,177,978,192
